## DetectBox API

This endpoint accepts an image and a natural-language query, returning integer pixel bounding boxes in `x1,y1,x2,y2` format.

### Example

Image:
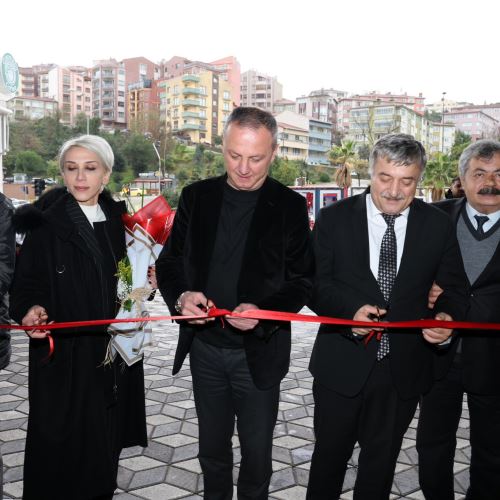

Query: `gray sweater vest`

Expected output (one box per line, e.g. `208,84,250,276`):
457,211,500,285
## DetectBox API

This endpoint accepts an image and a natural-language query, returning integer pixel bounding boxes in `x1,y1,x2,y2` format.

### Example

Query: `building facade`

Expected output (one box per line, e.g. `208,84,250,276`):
240,70,282,111
7,96,58,120
338,92,426,133
444,109,498,141
346,103,455,154
275,111,309,162
296,88,347,131
273,99,296,114
159,67,232,144
209,56,241,106
92,59,126,129
308,119,332,165
122,57,159,125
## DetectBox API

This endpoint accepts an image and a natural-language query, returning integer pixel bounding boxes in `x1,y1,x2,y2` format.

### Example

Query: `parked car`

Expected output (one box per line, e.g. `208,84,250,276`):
121,187,146,197
10,198,30,209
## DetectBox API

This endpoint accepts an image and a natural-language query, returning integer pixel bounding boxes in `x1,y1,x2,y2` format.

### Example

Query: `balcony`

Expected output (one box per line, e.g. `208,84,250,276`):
181,122,207,131
309,130,331,140
182,87,205,96
308,143,330,153
182,111,205,119
182,74,200,83
182,98,203,106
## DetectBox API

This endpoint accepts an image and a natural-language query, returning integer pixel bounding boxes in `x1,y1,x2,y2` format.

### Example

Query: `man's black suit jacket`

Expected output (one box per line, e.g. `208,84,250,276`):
433,198,500,395
309,192,469,400
156,175,313,390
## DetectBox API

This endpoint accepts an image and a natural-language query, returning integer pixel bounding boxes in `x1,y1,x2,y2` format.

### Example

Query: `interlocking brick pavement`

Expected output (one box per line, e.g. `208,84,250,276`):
0,299,470,499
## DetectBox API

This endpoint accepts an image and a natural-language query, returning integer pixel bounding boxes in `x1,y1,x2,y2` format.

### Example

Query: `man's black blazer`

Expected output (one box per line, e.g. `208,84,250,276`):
156,175,313,390
309,192,469,400
433,198,500,395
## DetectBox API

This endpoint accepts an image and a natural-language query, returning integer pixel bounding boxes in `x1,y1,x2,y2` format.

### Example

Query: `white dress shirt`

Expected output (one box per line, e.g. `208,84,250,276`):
366,194,410,280
465,203,500,231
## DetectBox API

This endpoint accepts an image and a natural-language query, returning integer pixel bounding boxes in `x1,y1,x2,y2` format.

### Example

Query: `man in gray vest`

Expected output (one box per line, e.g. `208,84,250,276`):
417,139,500,500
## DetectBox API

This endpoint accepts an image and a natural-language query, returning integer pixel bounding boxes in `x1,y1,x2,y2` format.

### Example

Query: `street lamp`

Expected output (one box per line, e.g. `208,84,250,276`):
441,91,447,153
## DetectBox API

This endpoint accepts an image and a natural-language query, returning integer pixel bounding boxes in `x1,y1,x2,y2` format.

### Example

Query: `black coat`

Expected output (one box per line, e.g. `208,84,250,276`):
433,198,500,394
0,193,15,370
10,189,147,500
156,175,313,390
309,192,469,400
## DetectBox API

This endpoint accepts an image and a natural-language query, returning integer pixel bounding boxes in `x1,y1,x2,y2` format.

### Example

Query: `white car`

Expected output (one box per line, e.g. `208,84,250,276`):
10,198,30,209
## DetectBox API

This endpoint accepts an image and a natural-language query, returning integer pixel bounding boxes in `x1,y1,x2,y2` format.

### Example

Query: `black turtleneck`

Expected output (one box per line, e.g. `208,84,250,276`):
197,181,261,348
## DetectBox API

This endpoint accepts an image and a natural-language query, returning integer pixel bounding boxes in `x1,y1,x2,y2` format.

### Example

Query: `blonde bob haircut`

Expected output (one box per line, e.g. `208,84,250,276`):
58,135,114,174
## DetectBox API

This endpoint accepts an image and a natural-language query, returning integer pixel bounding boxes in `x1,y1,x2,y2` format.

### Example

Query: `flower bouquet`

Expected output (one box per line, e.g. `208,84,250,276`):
107,195,175,366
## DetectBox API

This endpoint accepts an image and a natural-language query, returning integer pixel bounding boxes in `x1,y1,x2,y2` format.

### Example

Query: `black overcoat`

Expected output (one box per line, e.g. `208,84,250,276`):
10,189,147,500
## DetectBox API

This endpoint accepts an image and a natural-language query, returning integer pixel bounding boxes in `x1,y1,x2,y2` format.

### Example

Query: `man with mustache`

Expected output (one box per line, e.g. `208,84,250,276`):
306,134,468,499
417,139,500,500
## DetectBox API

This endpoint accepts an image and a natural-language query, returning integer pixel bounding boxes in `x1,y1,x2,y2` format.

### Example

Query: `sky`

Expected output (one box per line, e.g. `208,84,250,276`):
2,0,499,106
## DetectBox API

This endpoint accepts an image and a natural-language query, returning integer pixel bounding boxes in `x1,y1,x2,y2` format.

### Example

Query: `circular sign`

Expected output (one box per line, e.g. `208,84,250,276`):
0,53,19,95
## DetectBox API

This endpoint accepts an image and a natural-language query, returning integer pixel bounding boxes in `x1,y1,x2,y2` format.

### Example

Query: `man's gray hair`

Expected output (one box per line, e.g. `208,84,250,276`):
223,106,278,148
369,134,427,177
58,135,114,173
458,139,500,177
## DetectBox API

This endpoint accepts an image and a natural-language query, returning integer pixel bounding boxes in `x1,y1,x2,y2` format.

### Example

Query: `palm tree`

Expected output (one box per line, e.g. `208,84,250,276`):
422,153,458,201
328,140,357,197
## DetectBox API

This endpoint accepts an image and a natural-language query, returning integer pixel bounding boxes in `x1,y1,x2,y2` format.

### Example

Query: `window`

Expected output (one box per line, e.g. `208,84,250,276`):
223,91,230,100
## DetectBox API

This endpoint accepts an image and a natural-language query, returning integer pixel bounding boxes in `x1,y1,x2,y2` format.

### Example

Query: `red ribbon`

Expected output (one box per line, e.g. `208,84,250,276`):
8,307,500,332
9,307,500,358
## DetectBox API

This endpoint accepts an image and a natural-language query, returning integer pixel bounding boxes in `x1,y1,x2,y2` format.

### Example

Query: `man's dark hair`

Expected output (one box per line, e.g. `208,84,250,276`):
369,133,427,177
223,106,278,148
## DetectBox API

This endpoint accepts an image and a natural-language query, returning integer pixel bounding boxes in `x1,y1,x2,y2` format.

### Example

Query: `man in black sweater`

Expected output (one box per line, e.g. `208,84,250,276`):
156,107,313,499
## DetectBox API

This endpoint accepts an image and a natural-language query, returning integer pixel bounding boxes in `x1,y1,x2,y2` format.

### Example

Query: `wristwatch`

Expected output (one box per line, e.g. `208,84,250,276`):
175,291,189,314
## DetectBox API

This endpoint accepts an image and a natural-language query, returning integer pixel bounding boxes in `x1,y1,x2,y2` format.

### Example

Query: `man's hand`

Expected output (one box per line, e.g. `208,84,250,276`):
422,312,453,344
427,281,443,309
226,303,259,331
352,305,387,336
178,291,215,325
22,305,50,339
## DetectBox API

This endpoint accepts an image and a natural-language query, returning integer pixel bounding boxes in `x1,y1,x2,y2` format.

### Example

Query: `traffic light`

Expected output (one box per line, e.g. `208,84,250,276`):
33,178,46,197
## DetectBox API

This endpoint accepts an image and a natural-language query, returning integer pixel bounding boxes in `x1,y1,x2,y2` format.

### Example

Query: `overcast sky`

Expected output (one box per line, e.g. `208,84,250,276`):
2,0,498,106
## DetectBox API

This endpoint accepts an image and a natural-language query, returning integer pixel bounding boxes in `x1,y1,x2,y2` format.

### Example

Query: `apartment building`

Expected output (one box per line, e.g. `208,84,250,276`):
346,103,455,154
92,59,126,129
296,88,347,130
444,109,498,141
159,66,232,144
122,57,159,125
308,119,332,165
209,56,241,106
275,111,309,162
159,55,241,107
240,70,282,111
338,92,426,133
273,99,296,114
7,96,58,120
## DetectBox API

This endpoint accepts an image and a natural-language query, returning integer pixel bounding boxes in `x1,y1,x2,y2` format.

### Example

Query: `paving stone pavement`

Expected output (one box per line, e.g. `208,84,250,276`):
1,299,470,499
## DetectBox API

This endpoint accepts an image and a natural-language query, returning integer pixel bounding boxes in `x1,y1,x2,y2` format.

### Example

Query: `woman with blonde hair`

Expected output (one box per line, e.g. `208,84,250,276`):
10,135,147,500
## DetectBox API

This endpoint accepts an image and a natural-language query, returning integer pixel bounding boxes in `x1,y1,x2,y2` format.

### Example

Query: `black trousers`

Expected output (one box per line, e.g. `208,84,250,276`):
307,358,418,500
189,336,280,500
417,358,500,500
